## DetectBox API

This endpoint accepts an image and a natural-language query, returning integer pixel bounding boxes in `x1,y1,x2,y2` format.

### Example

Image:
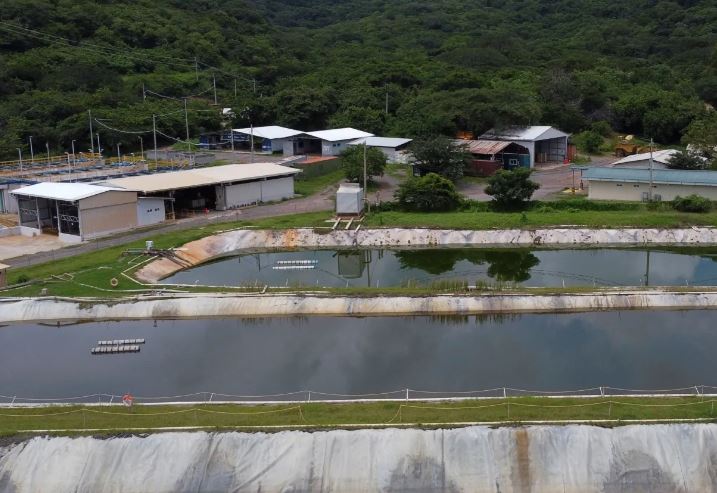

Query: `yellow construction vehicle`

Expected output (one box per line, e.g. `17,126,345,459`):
614,135,650,157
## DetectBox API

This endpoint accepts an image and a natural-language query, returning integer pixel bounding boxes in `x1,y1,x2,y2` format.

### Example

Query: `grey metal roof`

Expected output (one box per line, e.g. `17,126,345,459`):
480,126,569,141
583,167,717,186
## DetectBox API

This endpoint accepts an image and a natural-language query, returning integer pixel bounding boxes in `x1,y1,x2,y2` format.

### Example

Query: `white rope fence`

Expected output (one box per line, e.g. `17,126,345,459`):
1,385,715,406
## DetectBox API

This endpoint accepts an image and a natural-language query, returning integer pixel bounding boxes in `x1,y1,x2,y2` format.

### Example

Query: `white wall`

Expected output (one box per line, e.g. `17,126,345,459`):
136,198,166,227
223,176,295,208
322,140,352,156
588,180,717,201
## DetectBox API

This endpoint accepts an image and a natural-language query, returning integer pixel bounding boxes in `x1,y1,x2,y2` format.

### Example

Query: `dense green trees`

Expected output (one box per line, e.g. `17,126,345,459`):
395,173,463,212
1,0,717,159
408,137,470,181
340,145,386,183
485,168,540,209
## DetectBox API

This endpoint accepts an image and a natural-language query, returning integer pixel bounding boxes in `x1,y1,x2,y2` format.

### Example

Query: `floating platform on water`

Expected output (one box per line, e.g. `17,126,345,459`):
97,339,145,346
91,345,141,355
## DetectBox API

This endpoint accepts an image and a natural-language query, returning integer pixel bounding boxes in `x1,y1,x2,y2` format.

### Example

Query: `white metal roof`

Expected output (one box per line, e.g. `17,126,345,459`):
612,149,680,166
233,125,303,140
11,182,126,201
348,137,413,148
480,126,569,141
306,128,374,142
100,163,300,194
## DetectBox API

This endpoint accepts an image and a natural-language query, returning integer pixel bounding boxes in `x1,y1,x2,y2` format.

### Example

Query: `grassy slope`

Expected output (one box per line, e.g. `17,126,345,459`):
2,397,716,435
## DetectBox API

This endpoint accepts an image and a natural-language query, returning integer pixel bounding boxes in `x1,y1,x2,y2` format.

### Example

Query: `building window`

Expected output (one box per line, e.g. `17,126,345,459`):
633,184,640,188
616,183,623,187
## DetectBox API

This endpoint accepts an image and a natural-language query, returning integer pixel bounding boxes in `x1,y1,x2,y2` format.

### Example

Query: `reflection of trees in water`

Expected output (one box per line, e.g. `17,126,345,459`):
395,249,540,283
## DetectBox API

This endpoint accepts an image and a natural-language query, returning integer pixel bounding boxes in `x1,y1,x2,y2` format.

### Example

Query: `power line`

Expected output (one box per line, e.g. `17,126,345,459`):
94,119,151,135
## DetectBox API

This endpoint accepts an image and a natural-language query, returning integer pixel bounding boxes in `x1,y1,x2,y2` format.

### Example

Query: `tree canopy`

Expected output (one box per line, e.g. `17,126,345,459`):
2,0,717,158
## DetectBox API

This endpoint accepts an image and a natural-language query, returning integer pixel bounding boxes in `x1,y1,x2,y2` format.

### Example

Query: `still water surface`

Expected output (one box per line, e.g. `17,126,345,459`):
165,248,717,287
1,311,714,401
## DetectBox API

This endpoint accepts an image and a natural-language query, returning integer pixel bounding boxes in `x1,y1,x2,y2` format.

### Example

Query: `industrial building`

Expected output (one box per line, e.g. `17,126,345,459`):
12,182,139,242
101,163,300,213
479,126,569,168
283,128,374,157
232,126,302,153
611,149,679,169
462,140,531,176
583,168,717,201
347,137,413,163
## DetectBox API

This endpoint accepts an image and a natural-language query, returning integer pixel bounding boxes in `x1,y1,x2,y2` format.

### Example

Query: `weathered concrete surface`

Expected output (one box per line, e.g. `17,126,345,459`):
1,291,716,323
2,424,716,492
135,227,717,283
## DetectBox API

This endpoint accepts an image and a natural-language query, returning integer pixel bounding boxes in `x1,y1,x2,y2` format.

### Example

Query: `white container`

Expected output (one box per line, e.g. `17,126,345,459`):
336,183,364,215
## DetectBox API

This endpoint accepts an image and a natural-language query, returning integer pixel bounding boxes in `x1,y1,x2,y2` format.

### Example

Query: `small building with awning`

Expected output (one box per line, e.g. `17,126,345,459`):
479,126,569,168
461,140,531,176
11,182,138,242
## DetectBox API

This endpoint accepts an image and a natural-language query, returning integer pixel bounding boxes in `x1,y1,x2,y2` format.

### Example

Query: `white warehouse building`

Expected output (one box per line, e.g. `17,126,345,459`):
584,168,717,201
347,137,413,163
480,126,569,168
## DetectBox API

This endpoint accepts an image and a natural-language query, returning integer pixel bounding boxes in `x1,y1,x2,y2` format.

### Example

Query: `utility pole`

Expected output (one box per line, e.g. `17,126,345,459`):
97,133,102,156
230,127,235,152
45,142,50,163
16,148,23,172
184,98,191,152
88,109,95,154
648,138,654,202
29,136,34,163
71,140,76,166
213,74,218,105
117,143,121,162
152,114,158,168
142,83,146,102
363,140,368,213
234,79,237,98
138,136,144,160
250,124,254,162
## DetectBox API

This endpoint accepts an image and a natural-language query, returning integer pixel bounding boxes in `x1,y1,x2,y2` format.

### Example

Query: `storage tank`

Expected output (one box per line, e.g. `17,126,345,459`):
336,183,364,215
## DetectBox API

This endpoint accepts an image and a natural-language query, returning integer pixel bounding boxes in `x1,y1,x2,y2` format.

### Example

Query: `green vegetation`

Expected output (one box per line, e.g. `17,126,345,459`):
3,0,717,159
408,137,470,181
2,397,716,436
395,173,463,212
666,151,709,170
673,194,712,213
484,168,540,209
573,130,603,154
340,145,387,183
294,167,344,196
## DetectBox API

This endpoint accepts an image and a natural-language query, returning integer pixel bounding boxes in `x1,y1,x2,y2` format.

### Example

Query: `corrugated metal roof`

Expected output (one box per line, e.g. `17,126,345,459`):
480,126,569,141
612,149,679,165
100,163,300,194
306,128,374,142
11,182,126,201
583,167,717,186
347,137,412,148
460,139,514,155
233,125,302,140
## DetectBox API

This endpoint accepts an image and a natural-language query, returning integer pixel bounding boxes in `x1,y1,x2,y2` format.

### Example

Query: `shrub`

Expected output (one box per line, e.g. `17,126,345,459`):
395,173,463,212
590,121,613,137
672,195,712,213
484,168,540,210
573,130,603,154
666,151,708,170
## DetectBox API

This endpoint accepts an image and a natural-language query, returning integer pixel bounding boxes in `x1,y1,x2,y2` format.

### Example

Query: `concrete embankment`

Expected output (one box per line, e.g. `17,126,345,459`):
1,290,716,323
2,424,716,492
135,227,717,282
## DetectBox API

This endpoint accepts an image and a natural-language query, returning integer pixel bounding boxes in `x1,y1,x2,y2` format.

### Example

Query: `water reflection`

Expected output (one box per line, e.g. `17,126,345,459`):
165,247,717,288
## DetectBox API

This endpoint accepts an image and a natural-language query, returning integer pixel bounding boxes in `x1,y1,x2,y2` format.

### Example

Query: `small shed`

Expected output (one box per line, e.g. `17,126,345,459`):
0,262,8,288
305,128,374,157
336,183,364,215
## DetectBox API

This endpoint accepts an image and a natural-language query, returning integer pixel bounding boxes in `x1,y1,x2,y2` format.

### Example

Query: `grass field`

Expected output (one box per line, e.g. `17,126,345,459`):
294,168,345,196
2,397,716,436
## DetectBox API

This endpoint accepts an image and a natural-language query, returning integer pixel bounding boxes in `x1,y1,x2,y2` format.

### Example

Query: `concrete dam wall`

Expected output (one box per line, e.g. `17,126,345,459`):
1,290,717,323
134,227,717,282
2,424,716,492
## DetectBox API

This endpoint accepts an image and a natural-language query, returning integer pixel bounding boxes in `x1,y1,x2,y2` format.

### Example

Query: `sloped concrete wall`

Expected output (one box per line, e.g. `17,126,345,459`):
135,227,717,283
1,424,715,492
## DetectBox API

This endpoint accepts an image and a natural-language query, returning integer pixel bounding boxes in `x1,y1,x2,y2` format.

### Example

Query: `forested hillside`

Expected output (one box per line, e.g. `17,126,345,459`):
1,0,716,158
